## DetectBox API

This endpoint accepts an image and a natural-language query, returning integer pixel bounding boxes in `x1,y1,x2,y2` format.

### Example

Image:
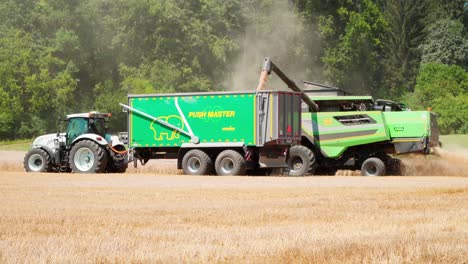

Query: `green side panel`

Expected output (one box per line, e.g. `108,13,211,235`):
302,111,390,158
383,111,430,138
129,93,256,147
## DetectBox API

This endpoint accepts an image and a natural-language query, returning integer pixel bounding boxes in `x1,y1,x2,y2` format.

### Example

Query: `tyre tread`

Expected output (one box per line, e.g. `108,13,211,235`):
288,145,317,176
215,150,246,176
182,149,212,175
23,148,53,172
361,157,386,176
70,140,108,173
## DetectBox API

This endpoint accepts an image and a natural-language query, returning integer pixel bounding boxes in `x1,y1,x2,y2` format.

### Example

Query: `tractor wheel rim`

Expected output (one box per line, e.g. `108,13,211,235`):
291,156,303,172
74,147,95,172
220,158,234,174
187,157,201,173
28,153,44,171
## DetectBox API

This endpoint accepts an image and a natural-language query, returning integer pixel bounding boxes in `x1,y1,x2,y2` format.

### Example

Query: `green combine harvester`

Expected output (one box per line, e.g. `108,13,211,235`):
257,58,440,176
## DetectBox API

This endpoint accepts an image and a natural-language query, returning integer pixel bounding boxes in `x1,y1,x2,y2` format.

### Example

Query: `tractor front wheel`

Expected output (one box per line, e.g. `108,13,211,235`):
24,148,53,172
70,140,108,173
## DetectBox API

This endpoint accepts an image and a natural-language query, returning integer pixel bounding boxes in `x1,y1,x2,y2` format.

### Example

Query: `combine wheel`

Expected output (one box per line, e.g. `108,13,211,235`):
387,158,405,176
287,145,317,176
182,149,213,175
215,150,246,176
361,157,386,176
24,148,53,172
70,140,108,173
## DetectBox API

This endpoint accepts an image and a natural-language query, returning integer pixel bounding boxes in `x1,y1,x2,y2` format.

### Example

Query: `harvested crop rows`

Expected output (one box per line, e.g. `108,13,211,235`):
0,151,467,263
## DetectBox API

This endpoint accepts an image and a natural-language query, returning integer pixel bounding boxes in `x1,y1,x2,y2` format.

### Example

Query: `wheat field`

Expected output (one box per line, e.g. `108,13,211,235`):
0,171,467,263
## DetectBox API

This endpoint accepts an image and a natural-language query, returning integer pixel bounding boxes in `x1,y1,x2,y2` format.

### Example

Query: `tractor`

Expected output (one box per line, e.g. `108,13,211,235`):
24,112,128,173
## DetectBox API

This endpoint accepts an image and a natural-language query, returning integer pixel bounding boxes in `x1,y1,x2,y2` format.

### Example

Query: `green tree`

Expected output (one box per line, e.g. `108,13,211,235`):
382,0,429,97
419,19,467,68
406,63,467,134
319,0,389,95
0,29,76,139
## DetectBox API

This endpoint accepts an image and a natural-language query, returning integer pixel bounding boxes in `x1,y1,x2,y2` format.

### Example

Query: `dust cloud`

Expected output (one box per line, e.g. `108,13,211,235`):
224,1,322,91
401,148,468,176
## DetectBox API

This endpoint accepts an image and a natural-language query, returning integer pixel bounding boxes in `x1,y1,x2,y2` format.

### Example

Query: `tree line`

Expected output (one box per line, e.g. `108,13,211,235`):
0,0,466,139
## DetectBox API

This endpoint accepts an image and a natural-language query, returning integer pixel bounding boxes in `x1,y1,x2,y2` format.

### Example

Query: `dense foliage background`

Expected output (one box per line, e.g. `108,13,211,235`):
0,0,466,138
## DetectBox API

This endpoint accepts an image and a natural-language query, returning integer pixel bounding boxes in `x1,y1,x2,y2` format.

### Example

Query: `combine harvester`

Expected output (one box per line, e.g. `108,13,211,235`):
257,58,440,176
24,57,440,176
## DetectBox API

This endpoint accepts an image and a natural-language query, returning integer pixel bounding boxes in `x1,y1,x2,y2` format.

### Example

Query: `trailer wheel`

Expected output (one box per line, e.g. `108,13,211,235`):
215,150,246,176
70,140,108,173
287,145,317,176
361,157,386,176
182,149,213,175
24,148,53,172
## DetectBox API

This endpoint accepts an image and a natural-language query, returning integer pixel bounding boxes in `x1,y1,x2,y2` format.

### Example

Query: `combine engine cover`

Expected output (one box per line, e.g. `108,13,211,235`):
385,111,440,154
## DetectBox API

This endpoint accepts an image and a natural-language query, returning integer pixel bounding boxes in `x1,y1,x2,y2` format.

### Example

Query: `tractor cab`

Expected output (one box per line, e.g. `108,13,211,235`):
65,112,111,146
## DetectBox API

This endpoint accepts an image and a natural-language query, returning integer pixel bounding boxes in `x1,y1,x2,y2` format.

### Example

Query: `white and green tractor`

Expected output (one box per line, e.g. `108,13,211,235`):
24,112,128,173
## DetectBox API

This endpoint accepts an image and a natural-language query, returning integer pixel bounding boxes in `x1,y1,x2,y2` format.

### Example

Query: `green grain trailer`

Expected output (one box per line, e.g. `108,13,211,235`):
120,90,302,175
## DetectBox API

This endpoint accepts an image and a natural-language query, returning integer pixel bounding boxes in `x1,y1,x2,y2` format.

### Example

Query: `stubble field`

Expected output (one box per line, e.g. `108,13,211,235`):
0,151,467,263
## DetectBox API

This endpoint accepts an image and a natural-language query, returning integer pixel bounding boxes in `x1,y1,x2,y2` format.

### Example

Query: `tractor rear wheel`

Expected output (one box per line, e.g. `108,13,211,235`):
182,149,213,175
287,145,317,176
107,146,128,173
215,150,246,176
70,140,108,173
361,157,386,176
24,148,53,172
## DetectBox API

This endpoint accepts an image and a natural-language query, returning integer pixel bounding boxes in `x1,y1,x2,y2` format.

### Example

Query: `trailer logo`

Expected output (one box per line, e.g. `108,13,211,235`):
150,115,184,141
188,107,236,120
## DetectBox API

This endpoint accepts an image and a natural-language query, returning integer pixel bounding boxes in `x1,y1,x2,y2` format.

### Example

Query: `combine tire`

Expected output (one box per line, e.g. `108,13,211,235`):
182,149,213,175
70,140,108,173
215,150,246,176
387,158,405,176
361,157,386,176
24,148,53,172
287,145,317,176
